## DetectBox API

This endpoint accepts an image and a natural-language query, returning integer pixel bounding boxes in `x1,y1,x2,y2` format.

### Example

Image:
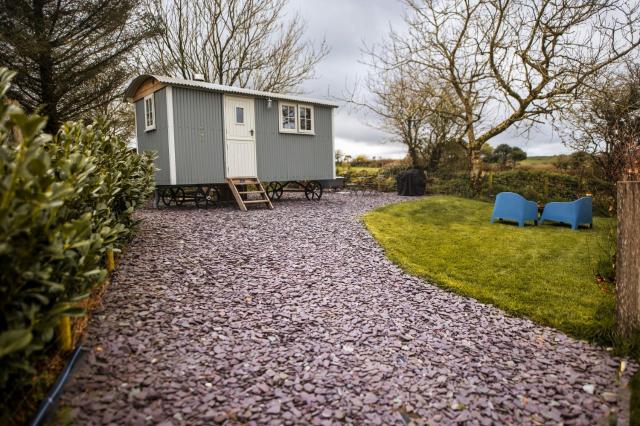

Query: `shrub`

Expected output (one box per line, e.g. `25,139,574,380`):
427,169,614,215
488,170,614,213
0,68,156,405
591,220,617,283
379,162,411,178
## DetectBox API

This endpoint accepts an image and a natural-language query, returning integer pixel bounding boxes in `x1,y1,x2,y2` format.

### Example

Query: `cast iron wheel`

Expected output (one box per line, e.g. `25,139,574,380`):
161,188,173,206
304,181,323,201
195,186,219,208
193,186,207,208
208,186,220,205
266,181,284,201
174,187,185,205
161,187,185,206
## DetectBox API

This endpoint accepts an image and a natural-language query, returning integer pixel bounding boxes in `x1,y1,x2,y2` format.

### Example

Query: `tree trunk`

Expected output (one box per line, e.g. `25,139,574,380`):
616,181,640,338
33,0,59,134
407,143,420,168
40,67,59,135
425,142,444,174
468,148,483,194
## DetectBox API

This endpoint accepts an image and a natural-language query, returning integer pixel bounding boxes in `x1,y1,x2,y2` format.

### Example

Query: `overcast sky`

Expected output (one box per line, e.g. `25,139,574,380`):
285,0,571,159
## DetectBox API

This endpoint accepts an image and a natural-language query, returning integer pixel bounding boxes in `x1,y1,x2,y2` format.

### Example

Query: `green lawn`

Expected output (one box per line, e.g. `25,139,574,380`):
363,196,616,343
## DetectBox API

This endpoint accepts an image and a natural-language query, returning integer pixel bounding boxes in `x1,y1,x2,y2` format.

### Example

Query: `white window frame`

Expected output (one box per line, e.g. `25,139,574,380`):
278,101,315,135
298,104,315,135
279,102,298,133
144,94,156,132
235,106,245,125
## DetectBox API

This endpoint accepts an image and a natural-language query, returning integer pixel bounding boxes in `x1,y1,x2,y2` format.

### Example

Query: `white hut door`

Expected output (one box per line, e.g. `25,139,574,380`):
224,95,257,178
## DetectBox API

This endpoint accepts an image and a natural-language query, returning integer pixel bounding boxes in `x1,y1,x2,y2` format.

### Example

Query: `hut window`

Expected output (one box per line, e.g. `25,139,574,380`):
144,94,156,131
298,105,314,134
235,106,244,124
279,102,297,133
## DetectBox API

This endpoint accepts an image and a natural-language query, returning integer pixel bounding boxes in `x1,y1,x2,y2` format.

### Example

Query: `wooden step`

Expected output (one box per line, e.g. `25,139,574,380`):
230,178,259,184
226,177,274,211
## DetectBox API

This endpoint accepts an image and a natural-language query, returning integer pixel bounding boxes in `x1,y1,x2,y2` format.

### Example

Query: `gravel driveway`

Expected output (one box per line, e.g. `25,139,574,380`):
61,193,632,425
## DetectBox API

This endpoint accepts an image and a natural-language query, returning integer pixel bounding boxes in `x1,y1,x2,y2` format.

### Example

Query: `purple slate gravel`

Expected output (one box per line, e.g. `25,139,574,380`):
60,193,634,425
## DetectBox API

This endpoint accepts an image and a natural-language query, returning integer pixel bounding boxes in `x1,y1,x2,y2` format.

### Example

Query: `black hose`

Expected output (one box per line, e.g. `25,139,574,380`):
29,345,84,426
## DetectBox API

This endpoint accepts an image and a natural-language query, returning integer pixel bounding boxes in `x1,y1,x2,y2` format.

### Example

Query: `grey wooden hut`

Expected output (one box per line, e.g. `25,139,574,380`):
124,75,340,210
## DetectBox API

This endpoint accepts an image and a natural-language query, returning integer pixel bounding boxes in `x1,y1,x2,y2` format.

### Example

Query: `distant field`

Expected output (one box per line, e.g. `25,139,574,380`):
518,155,560,171
336,165,381,175
335,156,561,175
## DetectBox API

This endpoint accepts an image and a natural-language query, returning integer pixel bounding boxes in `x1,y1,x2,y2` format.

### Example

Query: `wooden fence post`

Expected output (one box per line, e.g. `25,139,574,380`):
58,316,73,351
106,248,115,273
616,181,640,337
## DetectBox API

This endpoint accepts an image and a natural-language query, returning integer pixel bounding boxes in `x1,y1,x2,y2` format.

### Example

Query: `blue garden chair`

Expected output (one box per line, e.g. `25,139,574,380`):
540,197,592,230
490,192,539,227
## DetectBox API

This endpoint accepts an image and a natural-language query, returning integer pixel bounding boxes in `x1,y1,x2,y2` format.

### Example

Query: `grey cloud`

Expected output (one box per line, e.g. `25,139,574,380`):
288,0,568,157
334,111,391,142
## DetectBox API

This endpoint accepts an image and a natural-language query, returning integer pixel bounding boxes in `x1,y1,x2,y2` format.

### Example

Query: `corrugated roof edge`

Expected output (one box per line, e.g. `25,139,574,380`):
124,75,339,108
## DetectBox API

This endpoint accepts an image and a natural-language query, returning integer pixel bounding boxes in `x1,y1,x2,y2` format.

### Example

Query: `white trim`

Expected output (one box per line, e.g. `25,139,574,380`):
166,86,177,185
132,102,139,152
279,101,298,133
126,75,339,108
222,95,228,176
331,108,336,179
144,94,156,131
298,104,315,135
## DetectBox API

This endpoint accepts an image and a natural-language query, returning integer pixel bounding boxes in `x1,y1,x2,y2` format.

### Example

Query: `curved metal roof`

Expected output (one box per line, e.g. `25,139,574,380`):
124,75,339,108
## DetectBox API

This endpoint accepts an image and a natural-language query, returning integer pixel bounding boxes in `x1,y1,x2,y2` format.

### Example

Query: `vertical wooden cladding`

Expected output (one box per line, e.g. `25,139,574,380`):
172,88,226,185
254,98,334,181
135,88,170,185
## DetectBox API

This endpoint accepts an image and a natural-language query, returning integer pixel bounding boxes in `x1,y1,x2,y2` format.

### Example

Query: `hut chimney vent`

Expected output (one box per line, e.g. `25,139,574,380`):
193,73,205,82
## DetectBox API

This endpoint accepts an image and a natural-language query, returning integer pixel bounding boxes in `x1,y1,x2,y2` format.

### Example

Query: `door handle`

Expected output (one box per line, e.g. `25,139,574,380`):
250,129,254,136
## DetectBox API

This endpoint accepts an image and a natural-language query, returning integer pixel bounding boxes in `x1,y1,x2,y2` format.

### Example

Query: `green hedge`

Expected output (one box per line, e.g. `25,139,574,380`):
0,68,156,406
428,169,615,215
348,162,614,214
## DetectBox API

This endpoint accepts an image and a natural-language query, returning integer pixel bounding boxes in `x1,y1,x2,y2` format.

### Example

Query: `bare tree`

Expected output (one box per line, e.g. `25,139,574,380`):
397,0,640,190
346,39,464,169
564,63,640,183
140,0,329,93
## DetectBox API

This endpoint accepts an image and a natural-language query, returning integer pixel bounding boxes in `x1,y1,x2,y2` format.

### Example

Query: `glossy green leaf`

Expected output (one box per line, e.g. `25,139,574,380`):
0,329,33,358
